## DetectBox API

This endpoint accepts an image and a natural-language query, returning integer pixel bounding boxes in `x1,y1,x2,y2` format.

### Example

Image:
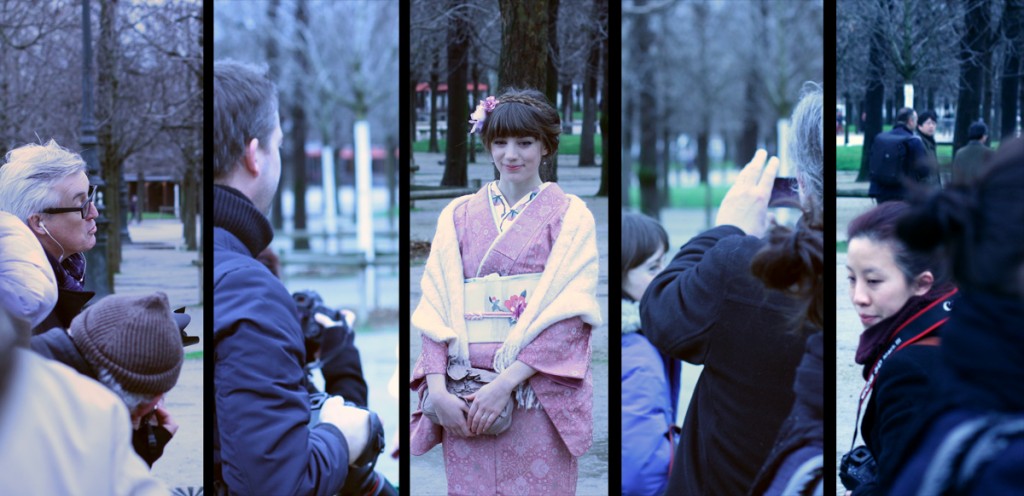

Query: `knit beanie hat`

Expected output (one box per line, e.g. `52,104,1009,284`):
70,292,183,396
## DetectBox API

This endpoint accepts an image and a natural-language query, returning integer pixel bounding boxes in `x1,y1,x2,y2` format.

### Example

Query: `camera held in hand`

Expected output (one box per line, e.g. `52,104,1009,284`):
840,445,877,490
308,392,393,495
293,290,349,353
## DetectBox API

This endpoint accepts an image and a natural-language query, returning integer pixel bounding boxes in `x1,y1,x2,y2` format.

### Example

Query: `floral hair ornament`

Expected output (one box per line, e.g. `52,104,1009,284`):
469,96,499,134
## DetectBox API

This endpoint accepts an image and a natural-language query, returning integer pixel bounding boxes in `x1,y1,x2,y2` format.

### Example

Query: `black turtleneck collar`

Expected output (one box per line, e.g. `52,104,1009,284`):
213,184,274,257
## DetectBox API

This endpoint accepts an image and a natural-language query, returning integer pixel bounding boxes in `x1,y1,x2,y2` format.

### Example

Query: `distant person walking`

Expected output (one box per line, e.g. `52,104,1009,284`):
915,110,942,188
951,121,993,187
868,108,931,203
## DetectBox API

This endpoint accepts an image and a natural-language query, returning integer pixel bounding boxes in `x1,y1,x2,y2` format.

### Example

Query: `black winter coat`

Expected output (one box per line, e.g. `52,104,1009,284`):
213,185,350,495
641,225,806,495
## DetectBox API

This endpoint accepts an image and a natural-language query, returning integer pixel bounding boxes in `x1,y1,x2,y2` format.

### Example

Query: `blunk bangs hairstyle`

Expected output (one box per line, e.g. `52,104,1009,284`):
848,201,946,286
621,212,669,285
213,60,279,179
481,88,560,158
0,140,86,222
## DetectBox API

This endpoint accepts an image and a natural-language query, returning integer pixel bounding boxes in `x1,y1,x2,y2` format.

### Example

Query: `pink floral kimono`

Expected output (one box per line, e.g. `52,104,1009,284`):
411,182,601,495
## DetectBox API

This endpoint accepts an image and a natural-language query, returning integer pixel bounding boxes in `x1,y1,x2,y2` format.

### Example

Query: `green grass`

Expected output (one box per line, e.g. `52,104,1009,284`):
837,241,847,253
185,351,203,360
836,143,956,171
413,133,603,156
141,212,177,220
628,184,730,208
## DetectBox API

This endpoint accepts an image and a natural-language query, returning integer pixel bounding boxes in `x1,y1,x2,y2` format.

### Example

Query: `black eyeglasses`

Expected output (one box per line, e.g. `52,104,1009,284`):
42,185,97,219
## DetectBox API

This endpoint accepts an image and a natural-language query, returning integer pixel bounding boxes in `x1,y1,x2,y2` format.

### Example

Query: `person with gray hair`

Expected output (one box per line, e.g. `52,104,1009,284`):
0,211,166,495
640,83,823,494
0,140,99,333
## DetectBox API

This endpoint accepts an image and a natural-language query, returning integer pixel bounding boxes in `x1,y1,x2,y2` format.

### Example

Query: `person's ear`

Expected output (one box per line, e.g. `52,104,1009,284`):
28,214,46,235
913,271,935,296
242,138,261,177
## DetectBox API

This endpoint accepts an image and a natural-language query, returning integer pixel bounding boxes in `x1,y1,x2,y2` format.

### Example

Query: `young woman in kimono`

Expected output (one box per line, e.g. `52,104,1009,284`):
409,88,602,495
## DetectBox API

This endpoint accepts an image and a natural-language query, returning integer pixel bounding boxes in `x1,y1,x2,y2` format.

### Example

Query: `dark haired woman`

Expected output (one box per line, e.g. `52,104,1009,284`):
409,88,601,494
888,138,1024,494
840,201,955,496
620,211,681,495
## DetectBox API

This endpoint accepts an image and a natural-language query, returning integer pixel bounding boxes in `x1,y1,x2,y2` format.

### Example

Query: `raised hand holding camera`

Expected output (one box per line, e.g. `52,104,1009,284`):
715,149,781,238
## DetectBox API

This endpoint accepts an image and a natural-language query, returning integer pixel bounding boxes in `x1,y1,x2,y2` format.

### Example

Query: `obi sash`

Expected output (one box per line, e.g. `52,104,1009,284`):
463,272,542,343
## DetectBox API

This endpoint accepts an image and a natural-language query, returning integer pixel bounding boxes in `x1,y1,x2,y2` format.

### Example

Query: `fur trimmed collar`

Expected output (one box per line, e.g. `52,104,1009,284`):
622,298,641,334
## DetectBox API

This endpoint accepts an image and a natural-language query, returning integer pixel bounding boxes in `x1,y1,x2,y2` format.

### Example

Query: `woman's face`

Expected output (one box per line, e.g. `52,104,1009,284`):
490,135,546,184
624,246,666,301
36,171,98,259
846,237,933,329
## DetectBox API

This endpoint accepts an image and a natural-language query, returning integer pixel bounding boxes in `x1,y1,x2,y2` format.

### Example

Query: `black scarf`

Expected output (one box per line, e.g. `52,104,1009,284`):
936,289,1024,412
213,185,274,257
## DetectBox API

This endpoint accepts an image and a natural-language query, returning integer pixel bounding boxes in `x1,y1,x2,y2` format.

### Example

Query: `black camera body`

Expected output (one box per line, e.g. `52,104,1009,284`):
293,290,346,347
840,445,878,490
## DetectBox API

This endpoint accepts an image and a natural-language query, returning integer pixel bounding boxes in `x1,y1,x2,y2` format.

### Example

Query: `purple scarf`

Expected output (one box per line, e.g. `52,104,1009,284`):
47,251,87,293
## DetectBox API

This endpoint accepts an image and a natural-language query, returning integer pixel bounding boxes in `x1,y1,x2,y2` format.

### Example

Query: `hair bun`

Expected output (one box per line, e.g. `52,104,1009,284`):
751,220,824,329
897,187,974,253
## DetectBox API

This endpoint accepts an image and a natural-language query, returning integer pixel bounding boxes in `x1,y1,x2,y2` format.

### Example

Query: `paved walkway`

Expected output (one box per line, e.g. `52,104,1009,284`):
409,152,609,495
114,219,203,492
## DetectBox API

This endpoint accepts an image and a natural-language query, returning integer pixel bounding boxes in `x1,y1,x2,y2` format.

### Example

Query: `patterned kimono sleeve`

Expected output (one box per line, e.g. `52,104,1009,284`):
516,316,591,388
410,335,448,391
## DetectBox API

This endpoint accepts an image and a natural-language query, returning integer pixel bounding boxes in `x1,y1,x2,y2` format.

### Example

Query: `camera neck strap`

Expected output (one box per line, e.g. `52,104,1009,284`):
850,287,958,451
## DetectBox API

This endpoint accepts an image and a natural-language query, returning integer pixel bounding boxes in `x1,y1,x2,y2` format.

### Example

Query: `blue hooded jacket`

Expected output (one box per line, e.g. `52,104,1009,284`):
622,298,681,496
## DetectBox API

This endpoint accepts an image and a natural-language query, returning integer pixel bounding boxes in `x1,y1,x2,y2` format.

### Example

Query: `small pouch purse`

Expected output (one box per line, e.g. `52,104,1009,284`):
421,367,513,436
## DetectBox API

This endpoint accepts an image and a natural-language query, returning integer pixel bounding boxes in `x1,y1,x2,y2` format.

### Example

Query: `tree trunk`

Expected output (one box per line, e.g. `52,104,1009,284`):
292,0,310,250
267,0,283,229
982,48,993,138
498,0,548,94
429,58,440,153
953,0,990,156
596,0,608,198
544,0,559,183
469,57,479,164
410,77,418,149
635,0,658,217
857,6,887,182
1000,0,1023,140
579,5,600,168
621,94,633,205
97,0,122,274
561,83,573,133
441,1,468,187
737,67,760,171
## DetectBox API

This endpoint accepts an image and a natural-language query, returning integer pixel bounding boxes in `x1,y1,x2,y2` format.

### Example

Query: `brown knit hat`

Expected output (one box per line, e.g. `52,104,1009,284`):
70,292,184,396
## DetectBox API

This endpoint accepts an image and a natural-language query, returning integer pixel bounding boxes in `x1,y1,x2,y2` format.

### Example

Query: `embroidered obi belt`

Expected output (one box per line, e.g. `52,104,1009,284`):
463,272,541,343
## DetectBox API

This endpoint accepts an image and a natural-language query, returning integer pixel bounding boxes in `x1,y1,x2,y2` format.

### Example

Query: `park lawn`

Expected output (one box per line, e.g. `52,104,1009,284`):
836,143,956,171
837,241,847,253
628,184,730,209
186,351,203,360
413,133,603,156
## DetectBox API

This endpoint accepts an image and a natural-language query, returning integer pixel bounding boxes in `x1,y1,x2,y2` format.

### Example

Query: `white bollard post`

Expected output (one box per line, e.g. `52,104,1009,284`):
355,121,376,315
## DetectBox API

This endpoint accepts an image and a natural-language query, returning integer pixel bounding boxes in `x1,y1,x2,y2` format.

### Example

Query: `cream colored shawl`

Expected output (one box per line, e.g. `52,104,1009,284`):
413,192,602,407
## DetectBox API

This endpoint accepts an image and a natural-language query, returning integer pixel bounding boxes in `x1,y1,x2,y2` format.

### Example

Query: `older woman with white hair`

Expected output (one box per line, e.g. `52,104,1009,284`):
640,83,823,495
0,140,99,333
